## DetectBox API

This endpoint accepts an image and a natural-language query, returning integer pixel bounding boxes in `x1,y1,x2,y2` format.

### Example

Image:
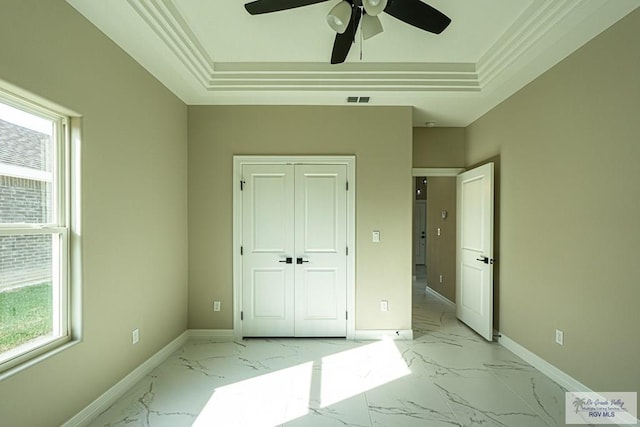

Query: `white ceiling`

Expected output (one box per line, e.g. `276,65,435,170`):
67,0,639,126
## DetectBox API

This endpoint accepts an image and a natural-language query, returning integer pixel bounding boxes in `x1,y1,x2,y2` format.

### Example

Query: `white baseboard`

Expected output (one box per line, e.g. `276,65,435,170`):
499,334,639,424
189,329,235,341
498,333,591,392
354,329,413,340
62,330,189,427
64,328,637,427
425,286,456,309
65,327,416,426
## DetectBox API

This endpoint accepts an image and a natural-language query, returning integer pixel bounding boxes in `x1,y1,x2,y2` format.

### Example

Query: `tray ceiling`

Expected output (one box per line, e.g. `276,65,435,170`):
67,0,639,126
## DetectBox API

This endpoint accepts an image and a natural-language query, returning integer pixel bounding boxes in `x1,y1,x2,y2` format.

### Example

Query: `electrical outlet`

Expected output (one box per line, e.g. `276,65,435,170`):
439,274,443,283
380,300,388,312
132,328,139,345
213,301,221,312
555,329,564,346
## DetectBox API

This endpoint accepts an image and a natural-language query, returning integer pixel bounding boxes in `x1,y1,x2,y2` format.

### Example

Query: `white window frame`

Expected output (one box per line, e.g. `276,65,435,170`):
0,85,81,377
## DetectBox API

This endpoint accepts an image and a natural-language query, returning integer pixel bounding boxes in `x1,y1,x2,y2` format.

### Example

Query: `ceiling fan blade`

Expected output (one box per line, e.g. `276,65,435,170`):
384,0,451,34
245,0,330,15
331,6,362,64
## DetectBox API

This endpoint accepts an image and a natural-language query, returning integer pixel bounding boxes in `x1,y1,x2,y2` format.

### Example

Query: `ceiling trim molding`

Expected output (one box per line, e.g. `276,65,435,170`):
213,62,478,73
477,0,578,87
125,0,487,92
207,62,480,91
123,0,590,94
477,0,602,88
123,0,637,94
127,0,214,86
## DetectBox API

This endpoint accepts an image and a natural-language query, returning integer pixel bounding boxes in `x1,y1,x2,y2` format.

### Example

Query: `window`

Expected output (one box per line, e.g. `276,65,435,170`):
0,88,77,374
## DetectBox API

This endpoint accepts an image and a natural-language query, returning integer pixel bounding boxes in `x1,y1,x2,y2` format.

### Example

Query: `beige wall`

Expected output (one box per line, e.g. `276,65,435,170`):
413,127,465,167
0,1,188,425
425,178,457,302
466,9,640,391
188,105,413,331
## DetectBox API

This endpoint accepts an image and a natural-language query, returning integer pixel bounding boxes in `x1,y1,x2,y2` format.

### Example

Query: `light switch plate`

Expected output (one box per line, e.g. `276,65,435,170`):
372,230,380,243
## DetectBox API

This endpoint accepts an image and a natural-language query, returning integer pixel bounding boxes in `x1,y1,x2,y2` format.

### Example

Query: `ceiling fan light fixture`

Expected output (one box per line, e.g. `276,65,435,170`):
326,1,352,34
362,14,383,40
363,0,388,16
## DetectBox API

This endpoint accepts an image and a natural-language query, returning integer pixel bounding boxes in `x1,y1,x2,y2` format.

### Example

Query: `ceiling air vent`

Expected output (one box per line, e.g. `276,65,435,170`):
347,96,370,103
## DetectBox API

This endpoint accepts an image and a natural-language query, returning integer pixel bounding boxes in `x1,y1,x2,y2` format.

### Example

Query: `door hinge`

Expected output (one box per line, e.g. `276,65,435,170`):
346,181,349,191
240,246,243,255
241,311,244,321
240,180,245,191
346,246,349,256
346,311,348,320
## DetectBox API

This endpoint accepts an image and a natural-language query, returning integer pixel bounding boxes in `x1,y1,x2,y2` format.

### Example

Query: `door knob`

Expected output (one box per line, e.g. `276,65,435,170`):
296,257,309,264
476,256,495,264
279,257,293,264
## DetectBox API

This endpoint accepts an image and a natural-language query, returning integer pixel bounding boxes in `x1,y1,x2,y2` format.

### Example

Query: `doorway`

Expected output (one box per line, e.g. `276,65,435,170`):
233,156,356,339
412,169,463,307
413,179,427,284
414,177,427,269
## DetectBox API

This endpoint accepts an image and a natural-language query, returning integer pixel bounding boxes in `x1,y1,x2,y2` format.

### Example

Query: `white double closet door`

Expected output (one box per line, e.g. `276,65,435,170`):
241,163,347,337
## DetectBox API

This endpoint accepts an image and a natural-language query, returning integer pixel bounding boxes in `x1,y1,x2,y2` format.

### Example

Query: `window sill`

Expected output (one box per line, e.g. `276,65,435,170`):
0,338,82,381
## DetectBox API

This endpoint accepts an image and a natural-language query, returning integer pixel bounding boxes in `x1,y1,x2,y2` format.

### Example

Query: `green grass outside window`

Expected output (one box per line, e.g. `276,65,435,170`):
0,283,53,353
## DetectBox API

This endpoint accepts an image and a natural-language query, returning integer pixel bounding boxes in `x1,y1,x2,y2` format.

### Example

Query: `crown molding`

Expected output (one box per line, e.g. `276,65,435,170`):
477,0,581,88
127,0,213,86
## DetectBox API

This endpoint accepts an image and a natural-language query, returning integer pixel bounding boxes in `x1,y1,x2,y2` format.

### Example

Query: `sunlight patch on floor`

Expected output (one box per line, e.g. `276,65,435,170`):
319,337,411,407
191,338,410,426
192,362,313,426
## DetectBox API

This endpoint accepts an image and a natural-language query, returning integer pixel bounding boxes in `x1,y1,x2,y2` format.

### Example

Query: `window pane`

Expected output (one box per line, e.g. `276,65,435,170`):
0,102,54,224
0,234,54,354
0,177,52,224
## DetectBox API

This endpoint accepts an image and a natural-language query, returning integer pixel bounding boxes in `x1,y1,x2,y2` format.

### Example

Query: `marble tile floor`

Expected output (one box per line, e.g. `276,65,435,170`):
89,277,568,427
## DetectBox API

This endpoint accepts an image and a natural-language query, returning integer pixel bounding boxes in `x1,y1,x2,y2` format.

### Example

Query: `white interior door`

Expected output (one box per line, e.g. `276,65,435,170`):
241,164,295,336
241,163,347,337
456,163,494,341
414,200,426,265
294,165,347,337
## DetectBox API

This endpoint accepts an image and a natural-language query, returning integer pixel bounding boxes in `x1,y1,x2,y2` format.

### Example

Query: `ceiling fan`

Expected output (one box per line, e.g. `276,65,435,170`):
244,0,451,64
